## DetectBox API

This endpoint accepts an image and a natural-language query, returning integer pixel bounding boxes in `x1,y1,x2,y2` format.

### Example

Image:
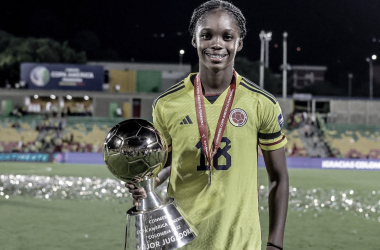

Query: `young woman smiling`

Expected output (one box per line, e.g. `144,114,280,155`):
127,1,289,249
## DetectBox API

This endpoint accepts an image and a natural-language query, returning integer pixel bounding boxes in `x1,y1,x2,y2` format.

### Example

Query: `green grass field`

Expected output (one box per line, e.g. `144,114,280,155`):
1,162,379,250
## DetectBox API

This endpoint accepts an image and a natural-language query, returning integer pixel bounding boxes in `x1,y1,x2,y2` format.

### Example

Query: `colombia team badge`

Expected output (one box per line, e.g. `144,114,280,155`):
229,108,248,127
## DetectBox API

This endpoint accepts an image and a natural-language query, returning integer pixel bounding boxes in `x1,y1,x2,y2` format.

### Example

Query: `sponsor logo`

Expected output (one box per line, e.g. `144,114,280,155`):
0,153,50,162
229,108,248,127
30,66,50,86
180,115,193,125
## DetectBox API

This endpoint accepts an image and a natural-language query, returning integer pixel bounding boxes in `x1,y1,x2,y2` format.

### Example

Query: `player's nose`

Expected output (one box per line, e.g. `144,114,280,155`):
210,36,223,50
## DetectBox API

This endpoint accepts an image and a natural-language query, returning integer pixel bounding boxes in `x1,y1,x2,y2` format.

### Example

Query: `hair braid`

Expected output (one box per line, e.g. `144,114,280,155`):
189,0,247,39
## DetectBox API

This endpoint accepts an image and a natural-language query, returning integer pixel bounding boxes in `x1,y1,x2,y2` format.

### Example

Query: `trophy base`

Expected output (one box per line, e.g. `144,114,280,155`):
125,197,196,250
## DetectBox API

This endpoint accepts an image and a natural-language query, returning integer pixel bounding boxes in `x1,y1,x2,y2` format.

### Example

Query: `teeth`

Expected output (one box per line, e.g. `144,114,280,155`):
207,54,225,59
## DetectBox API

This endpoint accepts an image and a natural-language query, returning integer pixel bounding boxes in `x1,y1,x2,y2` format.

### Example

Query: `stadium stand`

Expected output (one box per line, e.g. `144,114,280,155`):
282,128,307,157
60,117,124,153
324,123,380,159
1,113,377,159
0,116,40,152
0,116,125,153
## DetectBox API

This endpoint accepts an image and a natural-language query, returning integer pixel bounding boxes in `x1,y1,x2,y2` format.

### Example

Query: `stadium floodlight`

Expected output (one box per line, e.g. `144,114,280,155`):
179,50,185,67
372,54,377,60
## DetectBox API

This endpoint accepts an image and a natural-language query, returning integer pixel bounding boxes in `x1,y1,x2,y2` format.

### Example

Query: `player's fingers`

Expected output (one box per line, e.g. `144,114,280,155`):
130,188,146,196
133,199,140,207
155,176,161,185
125,182,136,190
133,195,147,201
125,184,135,190
129,187,147,197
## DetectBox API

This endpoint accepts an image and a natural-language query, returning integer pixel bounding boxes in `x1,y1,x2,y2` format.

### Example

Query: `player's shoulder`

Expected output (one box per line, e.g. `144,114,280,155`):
153,78,187,108
238,75,278,106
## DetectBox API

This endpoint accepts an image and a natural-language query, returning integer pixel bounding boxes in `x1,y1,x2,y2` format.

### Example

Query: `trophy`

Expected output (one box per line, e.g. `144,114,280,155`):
103,119,196,250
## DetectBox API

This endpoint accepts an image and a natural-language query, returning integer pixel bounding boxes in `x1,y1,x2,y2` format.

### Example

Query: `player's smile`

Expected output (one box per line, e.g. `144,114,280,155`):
204,52,228,62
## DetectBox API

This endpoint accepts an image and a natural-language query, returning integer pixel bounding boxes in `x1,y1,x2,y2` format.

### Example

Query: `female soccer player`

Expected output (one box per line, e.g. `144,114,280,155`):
127,1,289,249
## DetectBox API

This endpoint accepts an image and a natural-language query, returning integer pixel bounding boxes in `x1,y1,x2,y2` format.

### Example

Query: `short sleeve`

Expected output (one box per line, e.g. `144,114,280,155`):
258,101,287,151
152,102,172,152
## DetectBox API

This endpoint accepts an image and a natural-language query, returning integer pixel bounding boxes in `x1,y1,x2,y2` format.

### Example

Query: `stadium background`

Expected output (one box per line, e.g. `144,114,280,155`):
1,0,380,249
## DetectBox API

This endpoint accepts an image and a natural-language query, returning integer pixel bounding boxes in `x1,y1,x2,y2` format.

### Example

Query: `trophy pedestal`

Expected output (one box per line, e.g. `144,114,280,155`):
125,197,196,250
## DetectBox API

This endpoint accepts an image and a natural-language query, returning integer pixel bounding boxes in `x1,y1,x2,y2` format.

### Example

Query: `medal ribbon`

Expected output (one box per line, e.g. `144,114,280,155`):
194,71,237,186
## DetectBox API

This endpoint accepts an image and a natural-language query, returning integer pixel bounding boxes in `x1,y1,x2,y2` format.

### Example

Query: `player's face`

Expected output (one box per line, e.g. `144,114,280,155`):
192,10,243,73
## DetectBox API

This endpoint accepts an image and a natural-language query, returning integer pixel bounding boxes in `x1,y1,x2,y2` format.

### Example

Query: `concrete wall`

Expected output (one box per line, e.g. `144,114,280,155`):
277,98,293,119
330,99,380,124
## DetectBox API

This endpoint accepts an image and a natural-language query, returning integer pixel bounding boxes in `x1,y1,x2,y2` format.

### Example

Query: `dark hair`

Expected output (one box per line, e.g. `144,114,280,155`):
189,0,247,39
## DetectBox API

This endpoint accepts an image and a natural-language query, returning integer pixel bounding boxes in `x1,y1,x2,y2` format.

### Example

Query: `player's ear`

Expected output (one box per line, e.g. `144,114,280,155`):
237,38,243,52
191,36,197,48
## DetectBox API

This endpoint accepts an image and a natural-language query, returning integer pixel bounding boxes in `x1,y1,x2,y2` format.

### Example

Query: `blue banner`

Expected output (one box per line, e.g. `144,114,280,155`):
0,153,62,163
258,157,380,171
21,63,104,91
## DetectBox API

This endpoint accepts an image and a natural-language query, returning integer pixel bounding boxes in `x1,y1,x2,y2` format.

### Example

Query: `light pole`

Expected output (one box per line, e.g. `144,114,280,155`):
282,32,288,99
348,73,353,97
366,56,375,99
264,32,272,68
259,31,265,88
179,50,185,65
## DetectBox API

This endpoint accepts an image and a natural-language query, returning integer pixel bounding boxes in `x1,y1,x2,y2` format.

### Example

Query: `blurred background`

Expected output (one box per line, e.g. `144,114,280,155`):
0,1,380,249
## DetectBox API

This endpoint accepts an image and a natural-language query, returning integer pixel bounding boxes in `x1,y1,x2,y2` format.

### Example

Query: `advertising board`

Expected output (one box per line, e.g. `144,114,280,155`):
20,63,104,91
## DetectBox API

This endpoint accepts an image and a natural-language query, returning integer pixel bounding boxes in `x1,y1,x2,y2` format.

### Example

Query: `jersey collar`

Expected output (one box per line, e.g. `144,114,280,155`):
184,71,242,105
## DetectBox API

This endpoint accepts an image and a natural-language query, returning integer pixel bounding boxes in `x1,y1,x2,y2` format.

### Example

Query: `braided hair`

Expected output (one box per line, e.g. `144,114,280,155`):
189,0,247,39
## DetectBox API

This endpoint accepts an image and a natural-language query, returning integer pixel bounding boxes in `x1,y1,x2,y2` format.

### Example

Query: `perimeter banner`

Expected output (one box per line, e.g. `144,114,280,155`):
258,157,380,171
21,63,104,91
0,153,63,163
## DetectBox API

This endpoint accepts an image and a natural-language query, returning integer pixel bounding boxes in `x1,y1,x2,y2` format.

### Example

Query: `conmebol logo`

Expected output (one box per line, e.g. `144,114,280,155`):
30,66,50,86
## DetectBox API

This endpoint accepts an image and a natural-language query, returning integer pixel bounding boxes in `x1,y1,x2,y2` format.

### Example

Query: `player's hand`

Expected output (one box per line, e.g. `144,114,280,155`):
125,177,161,207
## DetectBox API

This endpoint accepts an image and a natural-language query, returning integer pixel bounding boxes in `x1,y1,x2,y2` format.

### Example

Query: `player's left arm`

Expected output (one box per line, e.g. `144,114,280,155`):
258,98,289,249
262,147,289,250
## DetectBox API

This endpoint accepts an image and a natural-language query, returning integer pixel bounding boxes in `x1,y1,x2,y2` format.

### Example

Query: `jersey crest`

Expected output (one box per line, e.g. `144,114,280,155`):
229,108,248,127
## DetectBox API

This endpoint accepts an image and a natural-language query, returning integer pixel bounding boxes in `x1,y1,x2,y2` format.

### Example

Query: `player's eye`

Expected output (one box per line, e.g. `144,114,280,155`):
224,35,233,40
201,33,211,39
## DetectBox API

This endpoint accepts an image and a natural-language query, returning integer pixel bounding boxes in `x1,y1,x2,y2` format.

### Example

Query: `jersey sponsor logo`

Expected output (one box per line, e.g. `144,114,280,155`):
180,115,193,125
229,108,248,127
278,113,284,128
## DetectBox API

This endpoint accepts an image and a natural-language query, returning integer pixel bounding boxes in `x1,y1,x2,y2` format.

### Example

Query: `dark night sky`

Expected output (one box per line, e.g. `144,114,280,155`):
1,0,380,88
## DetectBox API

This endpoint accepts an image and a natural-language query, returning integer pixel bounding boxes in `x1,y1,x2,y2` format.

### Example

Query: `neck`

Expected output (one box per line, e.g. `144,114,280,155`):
198,65,234,95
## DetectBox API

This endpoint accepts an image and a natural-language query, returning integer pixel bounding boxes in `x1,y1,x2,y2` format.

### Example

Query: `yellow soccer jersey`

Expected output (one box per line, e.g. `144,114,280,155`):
152,72,287,250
